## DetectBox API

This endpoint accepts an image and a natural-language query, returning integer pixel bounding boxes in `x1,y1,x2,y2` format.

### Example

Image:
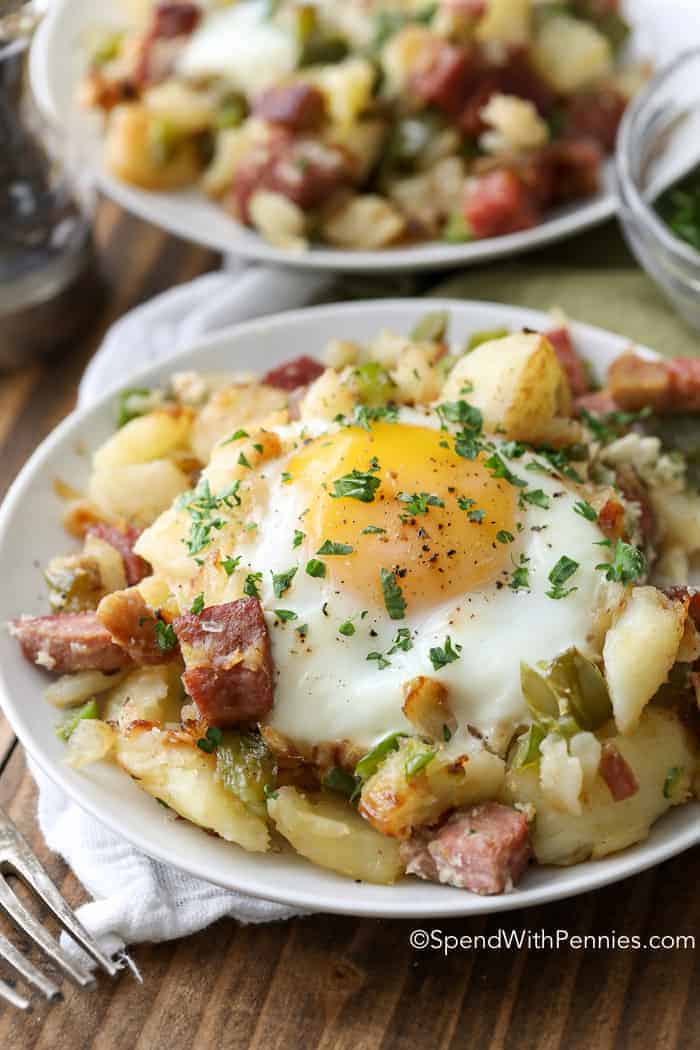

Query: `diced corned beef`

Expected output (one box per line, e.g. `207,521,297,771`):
401,802,532,895
263,356,325,391
151,2,201,39
173,598,274,727
541,137,602,203
9,612,132,674
458,76,500,137
607,353,700,414
410,43,472,117
87,523,151,586
599,743,639,801
463,169,540,239
565,88,627,153
576,389,619,416
253,84,326,132
232,138,349,222
662,586,700,627
597,497,626,540
615,465,657,547
97,588,179,665
546,327,591,397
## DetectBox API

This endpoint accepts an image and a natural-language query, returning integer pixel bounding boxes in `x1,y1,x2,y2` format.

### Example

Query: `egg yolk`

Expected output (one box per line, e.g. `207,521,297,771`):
287,423,517,612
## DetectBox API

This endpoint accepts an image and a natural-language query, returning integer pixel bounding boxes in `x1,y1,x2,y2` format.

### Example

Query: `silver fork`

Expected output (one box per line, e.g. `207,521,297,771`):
0,806,119,1010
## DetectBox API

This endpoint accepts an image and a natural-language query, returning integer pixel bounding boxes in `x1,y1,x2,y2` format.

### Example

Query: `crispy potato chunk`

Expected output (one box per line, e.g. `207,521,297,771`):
475,0,531,46
442,333,571,443
267,786,402,884
402,677,456,741
93,410,191,471
603,587,686,735
504,708,696,865
532,14,613,94
116,723,270,852
45,669,127,710
104,104,202,190
88,460,190,526
359,738,505,839
322,195,406,251
190,384,287,463
103,664,184,727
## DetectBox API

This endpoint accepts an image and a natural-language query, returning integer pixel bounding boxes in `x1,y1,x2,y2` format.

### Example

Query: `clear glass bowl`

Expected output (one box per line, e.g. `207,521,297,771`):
616,48,700,331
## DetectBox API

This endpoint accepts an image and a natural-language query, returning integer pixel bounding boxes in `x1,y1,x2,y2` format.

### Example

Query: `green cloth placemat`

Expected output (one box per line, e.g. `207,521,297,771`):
430,222,700,360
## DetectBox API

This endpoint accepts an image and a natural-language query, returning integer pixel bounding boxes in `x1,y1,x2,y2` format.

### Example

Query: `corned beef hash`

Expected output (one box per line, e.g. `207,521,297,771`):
82,0,642,251
11,315,700,894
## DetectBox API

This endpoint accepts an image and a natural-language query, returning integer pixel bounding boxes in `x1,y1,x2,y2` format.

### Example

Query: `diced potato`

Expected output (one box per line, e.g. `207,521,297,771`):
104,665,184,727
190,383,287,463
389,157,465,234
322,195,406,250
65,719,116,770
533,14,613,94
267,786,402,884
324,119,387,181
475,0,531,46
299,369,357,422
248,191,307,251
143,79,215,134
402,676,456,740
442,332,572,443
652,545,689,589
569,732,602,790
88,460,190,526
479,93,549,154
381,26,437,93
104,104,202,190
93,410,191,471
324,338,361,369
45,669,127,709
603,586,686,735
202,123,261,198
650,487,700,554
390,345,441,404
505,708,696,865
83,534,128,594
359,738,505,838
539,734,583,816
308,56,376,127
116,723,270,852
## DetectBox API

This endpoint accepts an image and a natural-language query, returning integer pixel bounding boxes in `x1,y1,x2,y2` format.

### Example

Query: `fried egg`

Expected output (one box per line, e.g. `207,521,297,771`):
137,408,612,756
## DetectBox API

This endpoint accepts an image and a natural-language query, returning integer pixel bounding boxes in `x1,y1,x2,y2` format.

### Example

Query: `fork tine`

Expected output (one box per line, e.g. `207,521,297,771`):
0,975,31,1011
0,929,60,1002
0,812,119,979
0,877,94,989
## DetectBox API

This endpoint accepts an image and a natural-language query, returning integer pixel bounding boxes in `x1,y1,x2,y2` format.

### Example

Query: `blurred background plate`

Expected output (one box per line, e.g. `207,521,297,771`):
28,0,697,273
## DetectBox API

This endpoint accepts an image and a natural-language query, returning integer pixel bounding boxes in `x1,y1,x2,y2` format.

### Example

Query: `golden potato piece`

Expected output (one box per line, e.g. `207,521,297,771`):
116,723,270,852
93,410,192,471
105,104,202,190
402,677,456,741
442,332,572,443
267,786,402,884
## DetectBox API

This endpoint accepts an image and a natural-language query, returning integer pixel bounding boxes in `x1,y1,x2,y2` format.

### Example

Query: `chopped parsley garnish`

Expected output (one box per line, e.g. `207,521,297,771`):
275,609,297,622
306,558,326,579
190,593,205,615
581,406,652,445
238,452,251,469
596,540,647,584
546,556,579,600
537,447,585,483
271,567,297,598
663,766,684,799
331,469,381,503
179,477,242,558
484,453,527,488
442,724,452,742
243,572,263,599
380,568,406,620
196,727,223,754
222,428,249,444
155,620,177,652
362,524,386,535
496,530,515,544
429,635,462,671
339,620,356,637
501,441,526,459
468,508,485,523
574,500,598,522
520,488,550,510
263,784,278,801
398,491,444,520
405,749,437,778
281,471,292,484
293,529,305,549
323,766,360,798
296,623,309,639
353,403,399,430
458,496,485,521
220,554,241,576
316,540,354,556
437,400,486,461
366,628,412,670
510,554,531,591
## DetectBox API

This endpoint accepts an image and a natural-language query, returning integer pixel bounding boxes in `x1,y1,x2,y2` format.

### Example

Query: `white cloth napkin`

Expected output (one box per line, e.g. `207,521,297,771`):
33,266,334,965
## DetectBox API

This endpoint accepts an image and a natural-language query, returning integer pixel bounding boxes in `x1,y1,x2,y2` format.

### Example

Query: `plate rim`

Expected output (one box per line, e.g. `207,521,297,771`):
29,0,617,274
2,298,699,918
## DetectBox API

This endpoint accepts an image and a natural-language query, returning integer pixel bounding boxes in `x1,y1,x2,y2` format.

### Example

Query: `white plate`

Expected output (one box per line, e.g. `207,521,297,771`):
0,299,698,917
28,0,693,274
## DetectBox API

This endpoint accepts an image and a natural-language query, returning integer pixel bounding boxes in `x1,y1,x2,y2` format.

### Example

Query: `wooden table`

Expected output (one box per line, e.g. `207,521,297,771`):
0,202,698,1049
